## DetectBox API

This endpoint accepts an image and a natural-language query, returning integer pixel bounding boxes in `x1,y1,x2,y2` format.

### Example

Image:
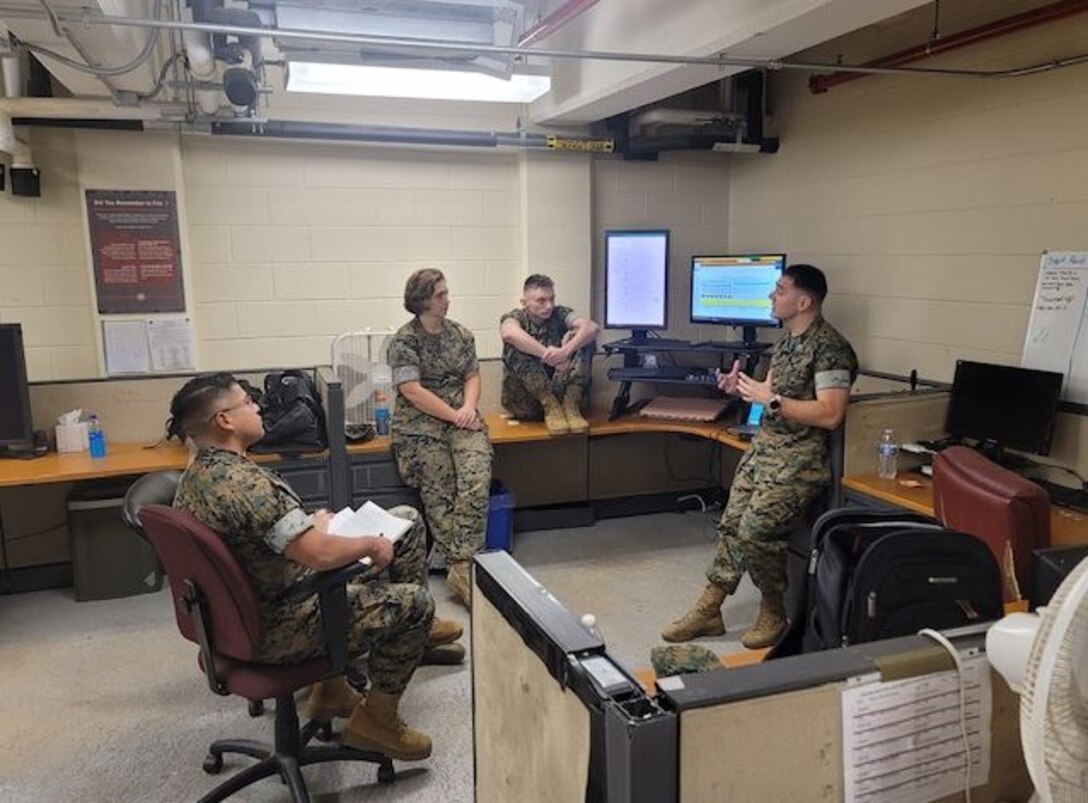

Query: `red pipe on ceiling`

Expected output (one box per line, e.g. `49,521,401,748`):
518,0,600,48
809,0,1088,93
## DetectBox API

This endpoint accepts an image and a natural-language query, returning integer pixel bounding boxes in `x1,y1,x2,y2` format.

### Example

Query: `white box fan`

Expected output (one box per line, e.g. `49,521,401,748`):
331,329,395,437
987,556,1088,802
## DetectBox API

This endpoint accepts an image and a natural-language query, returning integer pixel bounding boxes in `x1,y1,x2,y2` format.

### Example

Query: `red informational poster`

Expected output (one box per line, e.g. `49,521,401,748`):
87,190,186,314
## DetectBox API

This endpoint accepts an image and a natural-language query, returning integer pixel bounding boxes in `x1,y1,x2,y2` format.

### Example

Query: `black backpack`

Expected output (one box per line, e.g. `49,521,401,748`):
790,509,1004,654
251,370,328,454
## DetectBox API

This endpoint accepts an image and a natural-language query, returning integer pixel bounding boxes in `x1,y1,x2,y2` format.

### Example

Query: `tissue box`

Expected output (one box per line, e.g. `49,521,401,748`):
56,422,89,453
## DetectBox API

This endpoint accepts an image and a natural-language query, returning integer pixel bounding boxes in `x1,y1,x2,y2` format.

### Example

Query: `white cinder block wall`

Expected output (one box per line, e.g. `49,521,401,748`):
728,5,1088,383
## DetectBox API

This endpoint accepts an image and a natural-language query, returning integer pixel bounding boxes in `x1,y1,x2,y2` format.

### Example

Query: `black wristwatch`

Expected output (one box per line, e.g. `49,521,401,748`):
768,393,783,414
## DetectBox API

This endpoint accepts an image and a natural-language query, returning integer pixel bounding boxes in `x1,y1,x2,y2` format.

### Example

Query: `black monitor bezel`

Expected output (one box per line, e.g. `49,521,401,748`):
945,359,1064,456
0,323,34,451
689,253,786,329
603,229,670,332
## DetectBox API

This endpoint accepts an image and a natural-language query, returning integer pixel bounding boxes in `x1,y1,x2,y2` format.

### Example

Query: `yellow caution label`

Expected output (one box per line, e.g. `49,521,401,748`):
546,135,615,153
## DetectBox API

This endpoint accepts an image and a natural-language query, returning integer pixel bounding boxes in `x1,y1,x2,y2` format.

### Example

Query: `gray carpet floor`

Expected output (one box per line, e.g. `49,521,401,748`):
0,510,758,802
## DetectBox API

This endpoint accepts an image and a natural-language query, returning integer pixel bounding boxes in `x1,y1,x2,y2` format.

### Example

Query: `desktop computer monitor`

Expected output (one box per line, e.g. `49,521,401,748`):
0,324,35,456
689,254,785,344
945,360,1063,457
604,229,669,341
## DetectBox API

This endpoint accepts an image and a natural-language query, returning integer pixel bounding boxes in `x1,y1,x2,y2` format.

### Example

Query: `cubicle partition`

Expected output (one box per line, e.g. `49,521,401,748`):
472,551,677,803
473,552,1032,803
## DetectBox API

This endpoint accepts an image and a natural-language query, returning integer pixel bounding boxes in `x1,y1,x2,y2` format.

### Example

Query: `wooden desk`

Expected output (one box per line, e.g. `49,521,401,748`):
0,443,191,488
843,472,1088,547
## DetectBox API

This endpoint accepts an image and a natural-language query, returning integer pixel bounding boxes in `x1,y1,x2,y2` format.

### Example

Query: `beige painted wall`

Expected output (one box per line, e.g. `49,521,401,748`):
728,3,1088,384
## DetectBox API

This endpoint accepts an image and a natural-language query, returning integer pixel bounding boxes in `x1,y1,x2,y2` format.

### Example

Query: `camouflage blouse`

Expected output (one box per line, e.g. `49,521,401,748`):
387,317,481,437
173,446,312,606
751,316,858,472
498,305,576,355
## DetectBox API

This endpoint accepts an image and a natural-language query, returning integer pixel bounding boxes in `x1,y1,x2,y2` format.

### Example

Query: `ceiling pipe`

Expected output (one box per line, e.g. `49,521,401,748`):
810,0,1088,93
1,3,1087,81
211,119,549,149
0,97,184,119
518,0,599,48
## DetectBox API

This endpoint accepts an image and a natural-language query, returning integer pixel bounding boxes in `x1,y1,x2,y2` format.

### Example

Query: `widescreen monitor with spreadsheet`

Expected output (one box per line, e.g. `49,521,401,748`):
689,254,786,329
604,229,669,340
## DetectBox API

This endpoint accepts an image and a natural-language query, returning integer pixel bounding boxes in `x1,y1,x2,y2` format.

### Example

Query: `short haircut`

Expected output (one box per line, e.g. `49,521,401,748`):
167,372,238,441
783,263,828,304
403,268,446,315
523,274,554,293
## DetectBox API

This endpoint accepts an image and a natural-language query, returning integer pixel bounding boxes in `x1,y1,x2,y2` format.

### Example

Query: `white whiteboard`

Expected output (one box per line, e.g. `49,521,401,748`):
1021,251,1088,405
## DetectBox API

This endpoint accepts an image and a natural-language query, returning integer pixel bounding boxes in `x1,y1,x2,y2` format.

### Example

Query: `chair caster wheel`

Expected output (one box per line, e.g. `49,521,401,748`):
203,753,223,775
317,722,334,742
377,761,395,784
248,700,264,717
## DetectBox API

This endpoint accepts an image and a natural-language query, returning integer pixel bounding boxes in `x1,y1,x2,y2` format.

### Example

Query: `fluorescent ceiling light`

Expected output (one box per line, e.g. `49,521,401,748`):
287,63,551,103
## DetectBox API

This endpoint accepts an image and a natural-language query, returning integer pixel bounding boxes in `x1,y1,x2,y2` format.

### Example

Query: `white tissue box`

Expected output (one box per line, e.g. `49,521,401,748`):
56,422,89,453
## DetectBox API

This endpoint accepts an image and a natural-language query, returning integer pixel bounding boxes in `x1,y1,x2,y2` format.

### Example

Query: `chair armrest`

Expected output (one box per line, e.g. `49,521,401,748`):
283,561,373,675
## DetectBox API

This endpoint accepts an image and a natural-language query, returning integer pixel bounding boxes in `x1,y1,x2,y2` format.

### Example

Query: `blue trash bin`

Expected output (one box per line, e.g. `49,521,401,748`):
485,480,515,552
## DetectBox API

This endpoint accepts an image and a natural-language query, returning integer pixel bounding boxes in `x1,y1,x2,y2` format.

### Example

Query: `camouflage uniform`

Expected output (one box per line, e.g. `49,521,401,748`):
173,446,432,695
388,317,493,563
500,305,594,420
651,645,723,678
708,316,858,598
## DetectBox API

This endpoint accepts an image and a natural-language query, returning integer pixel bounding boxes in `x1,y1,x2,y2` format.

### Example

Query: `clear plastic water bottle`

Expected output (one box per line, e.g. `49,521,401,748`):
88,414,107,459
373,390,391,436
877,428,898,479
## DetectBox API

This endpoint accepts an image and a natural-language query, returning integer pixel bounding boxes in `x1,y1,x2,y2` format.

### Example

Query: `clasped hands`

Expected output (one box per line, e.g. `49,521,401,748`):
452,404,482,430
540,344,574,376
717,360,775,405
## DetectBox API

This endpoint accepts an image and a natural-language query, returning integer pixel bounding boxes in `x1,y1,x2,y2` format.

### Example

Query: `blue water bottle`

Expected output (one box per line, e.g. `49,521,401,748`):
88,414,107,458
374,390,391,436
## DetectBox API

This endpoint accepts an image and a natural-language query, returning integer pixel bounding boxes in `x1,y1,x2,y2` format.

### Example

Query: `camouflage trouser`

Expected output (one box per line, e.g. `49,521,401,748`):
257,507,433,695
393,428,493,562
706,450,825,598
501,340,594,420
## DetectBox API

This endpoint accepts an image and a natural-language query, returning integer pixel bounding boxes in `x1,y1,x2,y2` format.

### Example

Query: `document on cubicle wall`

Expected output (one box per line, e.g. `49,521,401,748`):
841,653,992,803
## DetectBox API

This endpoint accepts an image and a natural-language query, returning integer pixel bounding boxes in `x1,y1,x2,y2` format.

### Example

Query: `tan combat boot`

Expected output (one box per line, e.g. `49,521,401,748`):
446,561,472,610
661,584,728,642
427,618,463,646
342,691,432,761
539,392,570,436
305,675,364,721
741,594,787,650
562,385,589,434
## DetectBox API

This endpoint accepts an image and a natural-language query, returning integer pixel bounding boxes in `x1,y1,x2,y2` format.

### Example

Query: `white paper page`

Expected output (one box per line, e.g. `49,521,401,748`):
147,317,195,372
842,654,992,803
328,501,411,543
102,320,151,374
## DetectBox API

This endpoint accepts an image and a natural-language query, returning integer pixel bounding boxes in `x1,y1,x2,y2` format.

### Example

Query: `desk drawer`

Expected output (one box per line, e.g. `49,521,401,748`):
275,464,330,505
351,457,406,492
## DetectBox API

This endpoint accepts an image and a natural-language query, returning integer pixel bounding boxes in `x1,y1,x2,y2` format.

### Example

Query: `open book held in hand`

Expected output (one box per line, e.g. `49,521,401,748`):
327,501,412,565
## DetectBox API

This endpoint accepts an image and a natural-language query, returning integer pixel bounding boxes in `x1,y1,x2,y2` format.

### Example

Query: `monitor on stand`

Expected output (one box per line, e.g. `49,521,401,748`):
689,254,785,348
0,324,39,459
604,229,669,344
945,360,1064,464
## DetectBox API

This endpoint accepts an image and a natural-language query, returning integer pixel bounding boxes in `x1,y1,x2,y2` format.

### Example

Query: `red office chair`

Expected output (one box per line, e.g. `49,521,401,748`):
932,446,1051,602
138,504,394,803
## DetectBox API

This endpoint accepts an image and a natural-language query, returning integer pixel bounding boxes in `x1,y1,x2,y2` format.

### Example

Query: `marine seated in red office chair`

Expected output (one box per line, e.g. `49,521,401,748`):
168,372,463,760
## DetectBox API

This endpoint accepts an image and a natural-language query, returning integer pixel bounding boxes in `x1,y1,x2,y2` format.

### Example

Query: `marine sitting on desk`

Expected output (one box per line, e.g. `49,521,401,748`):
663,264,858,649
170,372,464,761
500,273,600,436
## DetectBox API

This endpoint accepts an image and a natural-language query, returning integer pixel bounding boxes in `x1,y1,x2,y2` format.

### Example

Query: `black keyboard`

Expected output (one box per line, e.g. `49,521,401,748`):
1033,479,1088,513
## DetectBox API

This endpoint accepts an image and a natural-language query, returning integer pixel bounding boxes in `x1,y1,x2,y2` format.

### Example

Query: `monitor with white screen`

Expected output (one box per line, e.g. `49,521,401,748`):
690,254,785,344
604,229,669,341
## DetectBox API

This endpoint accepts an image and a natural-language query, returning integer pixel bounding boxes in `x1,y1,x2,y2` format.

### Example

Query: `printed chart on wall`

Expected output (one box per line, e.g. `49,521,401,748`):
102,317,194,375
86,190,185,314
1021,251,1088,405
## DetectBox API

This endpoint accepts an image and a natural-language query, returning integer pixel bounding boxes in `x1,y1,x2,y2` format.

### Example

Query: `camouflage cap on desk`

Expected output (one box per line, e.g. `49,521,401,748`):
651,644,722,678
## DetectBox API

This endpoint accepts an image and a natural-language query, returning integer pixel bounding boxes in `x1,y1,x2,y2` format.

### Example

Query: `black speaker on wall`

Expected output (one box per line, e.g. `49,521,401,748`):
11,167,41,197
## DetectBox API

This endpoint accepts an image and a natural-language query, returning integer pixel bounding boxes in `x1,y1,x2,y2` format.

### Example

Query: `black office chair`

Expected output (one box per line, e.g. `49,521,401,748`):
122,470,183,537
